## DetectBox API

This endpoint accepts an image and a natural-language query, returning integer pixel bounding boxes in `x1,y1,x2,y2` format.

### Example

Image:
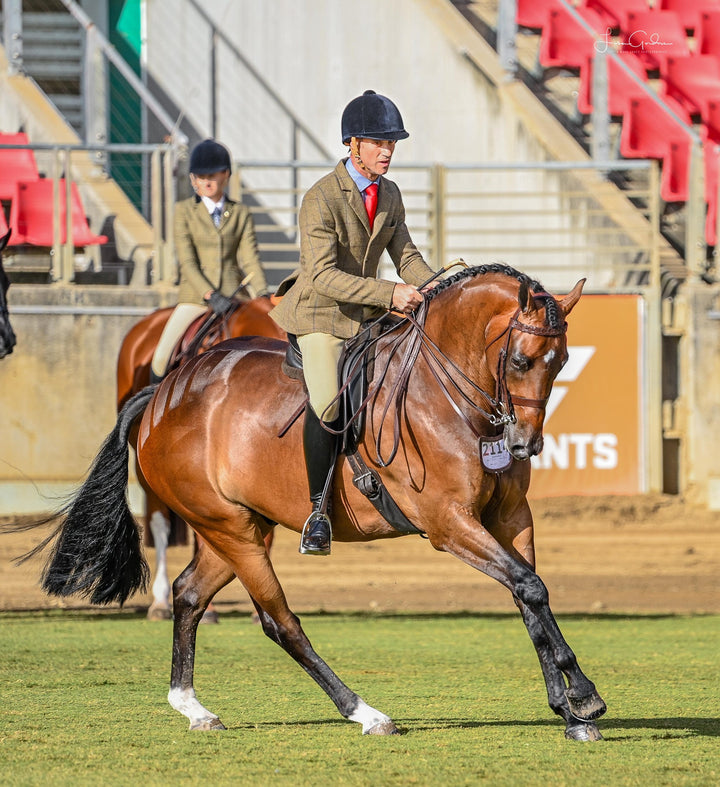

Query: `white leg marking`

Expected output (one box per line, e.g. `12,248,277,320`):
149,510,171,609
348,700,393,733
168,687,223,730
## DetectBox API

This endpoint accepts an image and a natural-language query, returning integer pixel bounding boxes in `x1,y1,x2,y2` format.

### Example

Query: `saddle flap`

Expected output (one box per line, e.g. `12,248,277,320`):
168,308,233,371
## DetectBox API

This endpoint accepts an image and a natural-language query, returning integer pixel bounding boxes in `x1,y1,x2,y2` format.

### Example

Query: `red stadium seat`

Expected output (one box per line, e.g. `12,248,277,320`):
0,205,9,237
539,6,607,69
622,11,690,71
658,0,720,32
583,0,650,30
577,51,648,115
0,132,41,201
703,137,719,245
696,10,720,57
517,0,561,29
8,179,108,247
660,55,720,117
704,100,720,144
619,94,694,201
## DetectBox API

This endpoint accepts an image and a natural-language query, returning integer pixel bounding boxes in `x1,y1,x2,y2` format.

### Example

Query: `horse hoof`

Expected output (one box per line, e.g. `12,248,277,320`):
147,604,172,621
200,608,220,625
565,721,604,742
189,717,226,731
364,720,401,736
566,690,607,722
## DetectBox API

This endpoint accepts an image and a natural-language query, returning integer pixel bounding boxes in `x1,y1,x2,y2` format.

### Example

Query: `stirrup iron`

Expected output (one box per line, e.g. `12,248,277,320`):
299,510,332,556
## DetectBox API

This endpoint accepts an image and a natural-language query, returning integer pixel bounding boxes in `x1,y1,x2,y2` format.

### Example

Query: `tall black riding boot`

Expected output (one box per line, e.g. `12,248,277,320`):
299,405,338,556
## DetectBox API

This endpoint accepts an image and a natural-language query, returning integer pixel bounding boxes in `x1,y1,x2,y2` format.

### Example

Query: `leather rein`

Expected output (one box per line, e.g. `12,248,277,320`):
326,293,567,468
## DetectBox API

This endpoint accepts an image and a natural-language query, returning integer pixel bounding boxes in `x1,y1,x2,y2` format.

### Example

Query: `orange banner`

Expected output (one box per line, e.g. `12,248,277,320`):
529,294,643,498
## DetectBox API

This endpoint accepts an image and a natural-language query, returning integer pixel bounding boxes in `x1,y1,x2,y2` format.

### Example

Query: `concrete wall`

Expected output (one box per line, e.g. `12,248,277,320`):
681,283,720,510
144,0,547,167
0,284,176,513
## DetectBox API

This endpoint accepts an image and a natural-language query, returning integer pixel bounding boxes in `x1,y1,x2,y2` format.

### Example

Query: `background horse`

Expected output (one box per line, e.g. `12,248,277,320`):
116,295,285,619
0,230,17,359
29,264,606,741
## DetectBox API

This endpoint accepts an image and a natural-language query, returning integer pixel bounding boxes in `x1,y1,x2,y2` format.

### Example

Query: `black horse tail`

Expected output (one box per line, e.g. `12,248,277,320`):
25,386,156,606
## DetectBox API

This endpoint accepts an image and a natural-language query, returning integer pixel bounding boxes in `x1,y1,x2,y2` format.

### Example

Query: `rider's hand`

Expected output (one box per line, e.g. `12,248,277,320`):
391,283,424,313
205,290,235,315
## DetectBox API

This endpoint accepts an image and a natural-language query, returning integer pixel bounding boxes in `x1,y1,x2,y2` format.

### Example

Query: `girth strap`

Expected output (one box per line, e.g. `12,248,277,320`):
346,451,426,536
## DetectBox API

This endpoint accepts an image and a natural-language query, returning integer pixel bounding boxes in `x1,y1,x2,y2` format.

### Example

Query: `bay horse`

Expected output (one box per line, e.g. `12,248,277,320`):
116,295,286,619
0,230,17,359
28,264,607,741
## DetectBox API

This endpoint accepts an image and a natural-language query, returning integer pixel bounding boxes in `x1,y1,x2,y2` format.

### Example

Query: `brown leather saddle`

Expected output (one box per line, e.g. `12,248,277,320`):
281,315,424,536
167,303,239,372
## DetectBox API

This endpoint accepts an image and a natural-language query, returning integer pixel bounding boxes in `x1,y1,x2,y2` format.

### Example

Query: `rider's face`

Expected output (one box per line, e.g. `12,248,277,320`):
353,138,396,180
190,169,230,201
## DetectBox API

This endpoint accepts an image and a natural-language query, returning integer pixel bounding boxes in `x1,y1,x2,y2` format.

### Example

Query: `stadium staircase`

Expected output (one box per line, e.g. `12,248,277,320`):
451,0,720,289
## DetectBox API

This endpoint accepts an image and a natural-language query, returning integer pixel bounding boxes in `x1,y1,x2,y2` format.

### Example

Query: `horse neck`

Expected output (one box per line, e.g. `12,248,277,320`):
420,281,516,389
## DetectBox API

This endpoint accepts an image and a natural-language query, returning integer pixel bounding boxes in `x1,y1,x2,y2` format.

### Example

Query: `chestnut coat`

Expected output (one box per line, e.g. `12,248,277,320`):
174,195,268,305
270,159,435,339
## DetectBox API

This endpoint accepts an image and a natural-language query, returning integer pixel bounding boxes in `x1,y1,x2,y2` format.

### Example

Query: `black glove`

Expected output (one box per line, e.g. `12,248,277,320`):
205,290,234,315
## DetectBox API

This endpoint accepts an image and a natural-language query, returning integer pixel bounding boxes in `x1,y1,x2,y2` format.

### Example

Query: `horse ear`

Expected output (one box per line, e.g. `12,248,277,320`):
518,279,534,314
558,278,586,317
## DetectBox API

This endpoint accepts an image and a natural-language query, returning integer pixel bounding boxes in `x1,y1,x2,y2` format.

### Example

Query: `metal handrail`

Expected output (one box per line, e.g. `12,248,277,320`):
58,0,187,147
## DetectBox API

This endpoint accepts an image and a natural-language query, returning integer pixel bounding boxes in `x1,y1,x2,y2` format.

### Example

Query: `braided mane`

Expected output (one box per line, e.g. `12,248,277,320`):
426,263,562,330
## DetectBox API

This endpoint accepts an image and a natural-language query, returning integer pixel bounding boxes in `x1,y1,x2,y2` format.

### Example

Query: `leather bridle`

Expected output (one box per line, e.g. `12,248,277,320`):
325,294,568,468
485,303,568,426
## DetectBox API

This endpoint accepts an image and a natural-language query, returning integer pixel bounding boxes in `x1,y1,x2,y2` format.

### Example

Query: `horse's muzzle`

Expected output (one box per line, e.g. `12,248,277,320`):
505,426,544,460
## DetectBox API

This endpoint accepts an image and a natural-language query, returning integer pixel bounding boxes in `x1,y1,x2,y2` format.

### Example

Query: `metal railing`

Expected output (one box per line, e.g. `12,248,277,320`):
0,147,661,295
0,141,175,284
238,158,660,295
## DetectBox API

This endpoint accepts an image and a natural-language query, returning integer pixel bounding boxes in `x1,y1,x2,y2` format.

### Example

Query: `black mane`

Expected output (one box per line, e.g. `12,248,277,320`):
427,262,562,330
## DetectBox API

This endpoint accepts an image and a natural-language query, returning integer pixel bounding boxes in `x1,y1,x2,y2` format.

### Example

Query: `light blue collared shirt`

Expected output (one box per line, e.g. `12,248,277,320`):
345,158,379,197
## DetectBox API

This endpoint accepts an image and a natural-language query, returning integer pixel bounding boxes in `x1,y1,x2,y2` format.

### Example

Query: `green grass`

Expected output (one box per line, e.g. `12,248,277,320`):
0,611,718,786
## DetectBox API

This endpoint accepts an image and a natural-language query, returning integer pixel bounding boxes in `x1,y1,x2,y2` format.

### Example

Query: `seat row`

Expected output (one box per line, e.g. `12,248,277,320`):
516,0,720,243
0,132,107,247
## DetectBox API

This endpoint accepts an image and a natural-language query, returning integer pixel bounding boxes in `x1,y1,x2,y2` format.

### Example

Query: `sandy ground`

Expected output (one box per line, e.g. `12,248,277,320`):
1,493,718,615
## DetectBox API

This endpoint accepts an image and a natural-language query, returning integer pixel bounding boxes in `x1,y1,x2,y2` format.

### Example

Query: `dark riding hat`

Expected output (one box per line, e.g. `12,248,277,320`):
189,139,232,175
341,90,409,143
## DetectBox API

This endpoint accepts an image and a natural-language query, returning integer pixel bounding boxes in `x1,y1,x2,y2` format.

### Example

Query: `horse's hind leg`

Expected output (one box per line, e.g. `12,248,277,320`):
199,514,399,736
169,535,235,730
514,599,603,741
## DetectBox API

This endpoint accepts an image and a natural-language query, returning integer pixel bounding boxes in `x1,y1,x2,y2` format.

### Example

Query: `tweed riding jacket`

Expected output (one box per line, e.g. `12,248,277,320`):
174,194,268,305
270,159,435,339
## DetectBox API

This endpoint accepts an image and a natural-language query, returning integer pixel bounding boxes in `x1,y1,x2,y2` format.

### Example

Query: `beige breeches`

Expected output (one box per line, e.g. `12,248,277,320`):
297,332,345,422
151,302,208,376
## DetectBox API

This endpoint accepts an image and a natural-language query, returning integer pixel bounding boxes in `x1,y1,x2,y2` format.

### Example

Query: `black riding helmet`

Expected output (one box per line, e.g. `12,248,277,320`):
341,90,409,143
189,139,232,175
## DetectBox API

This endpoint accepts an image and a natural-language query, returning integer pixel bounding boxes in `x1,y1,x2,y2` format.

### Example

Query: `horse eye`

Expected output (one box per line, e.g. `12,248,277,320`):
510,354,530,372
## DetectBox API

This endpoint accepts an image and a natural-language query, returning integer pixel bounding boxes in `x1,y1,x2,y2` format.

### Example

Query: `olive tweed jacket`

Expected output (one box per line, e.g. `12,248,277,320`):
270,159,435,339
174,195,268,305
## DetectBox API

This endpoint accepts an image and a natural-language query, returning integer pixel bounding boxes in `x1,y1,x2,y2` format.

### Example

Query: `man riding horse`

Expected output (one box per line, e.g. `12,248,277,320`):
270,90,436,555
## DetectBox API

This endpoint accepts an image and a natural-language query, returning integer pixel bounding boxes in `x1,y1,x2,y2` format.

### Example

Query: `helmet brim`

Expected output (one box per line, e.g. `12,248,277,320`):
343,130,410,144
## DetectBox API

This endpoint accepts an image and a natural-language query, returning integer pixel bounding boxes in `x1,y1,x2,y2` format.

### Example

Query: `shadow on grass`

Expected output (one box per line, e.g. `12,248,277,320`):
2,607,719,624
403,716,720,738
204,715,720,740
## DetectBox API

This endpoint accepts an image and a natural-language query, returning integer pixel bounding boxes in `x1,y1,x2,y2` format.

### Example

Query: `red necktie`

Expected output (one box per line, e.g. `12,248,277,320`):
364,182,378,229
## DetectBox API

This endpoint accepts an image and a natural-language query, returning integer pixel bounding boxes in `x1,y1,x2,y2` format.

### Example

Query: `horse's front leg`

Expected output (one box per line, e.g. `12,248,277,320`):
435,502,606,727
485,494,603,740
513,599,603,741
